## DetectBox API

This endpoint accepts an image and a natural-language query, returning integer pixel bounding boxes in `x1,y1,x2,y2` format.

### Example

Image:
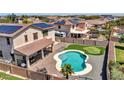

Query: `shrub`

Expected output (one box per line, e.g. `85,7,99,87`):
111,68,124,80
109,60,114,70
119,34,124,43
110,62,124,80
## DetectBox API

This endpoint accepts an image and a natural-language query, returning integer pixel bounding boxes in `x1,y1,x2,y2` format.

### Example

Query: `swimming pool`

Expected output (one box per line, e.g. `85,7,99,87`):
54,50,92,76
59,51,86,72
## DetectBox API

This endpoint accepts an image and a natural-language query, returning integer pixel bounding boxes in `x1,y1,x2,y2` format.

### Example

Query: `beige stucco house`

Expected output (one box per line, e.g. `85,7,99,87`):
0,23,56,68
54,19,90,38
54,19,71,34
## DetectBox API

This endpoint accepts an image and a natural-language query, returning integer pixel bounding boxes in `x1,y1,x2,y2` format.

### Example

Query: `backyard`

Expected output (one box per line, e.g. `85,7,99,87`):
29,42,106,80
110,43,124,80
0,71,23,80
115,43,124,63
64,44,105,55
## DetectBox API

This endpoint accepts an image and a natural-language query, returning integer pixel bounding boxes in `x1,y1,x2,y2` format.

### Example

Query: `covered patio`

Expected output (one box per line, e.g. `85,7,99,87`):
70,29,90,38
14,38,54,68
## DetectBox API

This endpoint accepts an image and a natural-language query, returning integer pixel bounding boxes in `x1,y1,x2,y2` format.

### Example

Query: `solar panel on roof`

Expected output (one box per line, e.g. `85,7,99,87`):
70,19,80,24
0,25,23,34
55,20,65,25
32,23,54,29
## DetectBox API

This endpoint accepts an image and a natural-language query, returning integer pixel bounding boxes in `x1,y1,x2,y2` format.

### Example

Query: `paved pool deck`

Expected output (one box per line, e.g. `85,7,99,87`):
29,42,106,80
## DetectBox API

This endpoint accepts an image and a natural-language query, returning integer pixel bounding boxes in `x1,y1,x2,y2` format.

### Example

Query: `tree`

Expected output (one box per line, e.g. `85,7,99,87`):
79,15,100,20
6,13,16,23
11,13,16,23
42,19,49,23
21,15,28,19
61,64,74,79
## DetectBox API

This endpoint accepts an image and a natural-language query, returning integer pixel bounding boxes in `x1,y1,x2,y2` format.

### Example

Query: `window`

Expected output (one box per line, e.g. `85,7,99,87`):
72,25,75,29
6,37,10,45
10,53,15,61
58,25,61,29
33,33,38,40
43,30,48,37
0,51,3,57
24,35,28,42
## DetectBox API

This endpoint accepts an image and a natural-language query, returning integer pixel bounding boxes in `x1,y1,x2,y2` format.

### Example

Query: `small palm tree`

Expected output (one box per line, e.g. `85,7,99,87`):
61,64,74,79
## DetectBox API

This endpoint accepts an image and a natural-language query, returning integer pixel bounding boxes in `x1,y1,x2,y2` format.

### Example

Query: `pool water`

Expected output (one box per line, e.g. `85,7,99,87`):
59,51,87,72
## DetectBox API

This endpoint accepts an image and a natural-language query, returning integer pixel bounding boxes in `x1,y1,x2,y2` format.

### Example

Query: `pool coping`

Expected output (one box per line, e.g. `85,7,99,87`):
53,50,92,76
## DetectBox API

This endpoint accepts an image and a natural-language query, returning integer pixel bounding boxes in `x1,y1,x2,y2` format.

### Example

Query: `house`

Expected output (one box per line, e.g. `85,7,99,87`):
47,16,59,23
112,26,124,38
84,18,109,39
54,19,72,34
54,19,90,38
0,22,56,68
16,17,23,24
27,17,41,23
85,18,109,28
70,22,90,38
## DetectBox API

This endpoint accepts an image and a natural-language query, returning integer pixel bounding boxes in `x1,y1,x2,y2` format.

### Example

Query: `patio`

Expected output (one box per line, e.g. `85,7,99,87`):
14,38,54,68
29,42,106,80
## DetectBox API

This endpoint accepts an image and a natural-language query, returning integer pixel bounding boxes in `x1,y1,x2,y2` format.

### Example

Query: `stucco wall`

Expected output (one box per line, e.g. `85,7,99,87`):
47,30,56,41
13,28,44,48
0,37,13,60
55,25,71,32
13,28,55,48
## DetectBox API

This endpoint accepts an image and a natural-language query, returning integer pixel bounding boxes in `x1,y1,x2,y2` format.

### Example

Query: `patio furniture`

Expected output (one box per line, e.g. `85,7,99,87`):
37,67,47,73
21,63,26,68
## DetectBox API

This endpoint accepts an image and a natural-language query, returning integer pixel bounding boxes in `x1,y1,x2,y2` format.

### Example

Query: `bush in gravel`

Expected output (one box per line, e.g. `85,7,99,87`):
111,62,124,80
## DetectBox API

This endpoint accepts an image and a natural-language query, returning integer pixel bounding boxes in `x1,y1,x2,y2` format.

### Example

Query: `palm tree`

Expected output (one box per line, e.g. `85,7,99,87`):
61,64,74,79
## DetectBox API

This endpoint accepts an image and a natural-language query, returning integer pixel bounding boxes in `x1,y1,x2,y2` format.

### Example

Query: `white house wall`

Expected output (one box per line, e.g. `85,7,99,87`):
47,30,56,41
55,25,71,32
0,37,13,61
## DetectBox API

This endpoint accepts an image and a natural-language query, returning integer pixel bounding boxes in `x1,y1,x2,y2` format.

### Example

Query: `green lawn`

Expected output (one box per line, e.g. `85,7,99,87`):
64,44,105,55
0,72,23,80
115,46,124,63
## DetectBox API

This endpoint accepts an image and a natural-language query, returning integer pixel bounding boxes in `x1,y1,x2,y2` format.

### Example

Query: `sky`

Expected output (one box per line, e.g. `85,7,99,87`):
0,13,124,16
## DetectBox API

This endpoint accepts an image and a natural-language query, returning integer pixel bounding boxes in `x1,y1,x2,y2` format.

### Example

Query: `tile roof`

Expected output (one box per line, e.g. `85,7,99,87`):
15,38,54,56
86,19,109,25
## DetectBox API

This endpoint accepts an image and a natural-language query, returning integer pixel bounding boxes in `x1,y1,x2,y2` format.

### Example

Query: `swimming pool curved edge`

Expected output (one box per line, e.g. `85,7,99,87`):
54,50,92,76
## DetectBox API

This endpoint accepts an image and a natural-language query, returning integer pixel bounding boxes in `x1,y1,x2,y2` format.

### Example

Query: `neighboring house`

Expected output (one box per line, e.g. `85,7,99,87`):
16,18,23,24
0,23,56,68
112,26,124,38
54,19,72,34
69,21,90,38
85,18,109,28
27,17,41,23
54,19,90,38
47,16,59,23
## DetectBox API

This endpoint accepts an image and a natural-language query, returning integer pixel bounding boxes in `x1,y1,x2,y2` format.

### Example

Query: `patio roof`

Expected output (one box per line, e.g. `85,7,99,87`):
70,29,90,34
14,38,54,56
